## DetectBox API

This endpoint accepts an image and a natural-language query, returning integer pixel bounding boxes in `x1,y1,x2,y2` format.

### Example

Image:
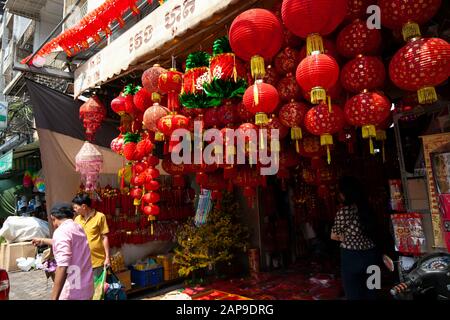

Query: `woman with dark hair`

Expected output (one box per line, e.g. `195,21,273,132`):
331,176,380,300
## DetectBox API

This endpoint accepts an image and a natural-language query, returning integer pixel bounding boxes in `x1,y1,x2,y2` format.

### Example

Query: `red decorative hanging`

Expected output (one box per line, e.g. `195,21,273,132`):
279,101,309,153
346,0,377,22
296,53,340,105
389,38,450,104
379,0,442,41
336,20,382,58
340,55,386,93
243,81,280,126
142,64,168,96
304,103,345,164
277,73,302,103
229,8,283,79
158,69,183,112
79,96,106,142
281,0,347,55
274,47,301,75
344,91,391,155
218,100,239,127
156,113,190,152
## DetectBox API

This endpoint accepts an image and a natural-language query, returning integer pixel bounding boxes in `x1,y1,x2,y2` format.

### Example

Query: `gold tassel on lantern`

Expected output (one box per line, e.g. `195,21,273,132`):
320,134,333,165
327,96,333,113
255,112,269,126
155,132,165,141
233,54,238,83
271,139,280,168
291,127,303,153
148,215,156,235
306,33,324,55
362,125,377,155
376,129,387,163
417,86,438,104
311,87,327,104
250,55,266,79
152,92,161,103
402,22,421,42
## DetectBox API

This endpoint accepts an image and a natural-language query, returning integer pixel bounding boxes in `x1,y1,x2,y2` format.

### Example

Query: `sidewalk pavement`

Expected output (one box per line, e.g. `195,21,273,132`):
8,269,52,300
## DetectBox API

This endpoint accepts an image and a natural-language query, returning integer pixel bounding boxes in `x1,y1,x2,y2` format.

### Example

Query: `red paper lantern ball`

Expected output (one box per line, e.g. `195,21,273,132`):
218,101,239,127
344,91,391,127
237,101,254,122
142,64,168,94
299,38,339,62
143,205,160,216
147,155,160,167
279,101,309,128
143,192,160,204
281,0,347,39
229,9,283,61
379,0,441,31
158,69,183,94
111,95,127,116
157,114,190,136
340,56,386,93
389,38,450,104
243,82,280,116
203,107,221,128
79,96,106,141
336,20,382,58
263,65,281,86
274,47,300,75
145,180,160,191
143,102,170,132
305,103,345,138
277,74,302,103
296,54,339,103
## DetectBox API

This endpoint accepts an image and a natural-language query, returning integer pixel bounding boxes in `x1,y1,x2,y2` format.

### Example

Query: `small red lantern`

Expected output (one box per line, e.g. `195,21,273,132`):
243,81,280,125
344,91,391,155
296,53,340,105
158,69,183,111
336,20,382,58
157,113,190,152
229,9,283,79
389,37,450,104
110,134,124,155
340,55,386,93
277,73,302,103
142,64,168,95
143,99,170,141
379,0,442,41
281,0,347,55
111,95,127,116
79,96,106,142
304,103,345,164
279,101,309,153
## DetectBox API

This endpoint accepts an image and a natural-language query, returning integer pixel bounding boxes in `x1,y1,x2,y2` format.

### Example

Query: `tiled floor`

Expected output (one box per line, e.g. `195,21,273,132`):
8,269,53,300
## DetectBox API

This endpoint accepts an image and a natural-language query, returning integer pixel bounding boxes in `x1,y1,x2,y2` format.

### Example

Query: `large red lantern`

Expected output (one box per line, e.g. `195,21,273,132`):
336,20,382,59
304,103,345,164
340,56,386,93
158,69,183,111
79,96,106,142
379,0,442,41
243,81,280,125
229,9,283,79
279,101,309,152
390,38,450,104
344,91,391,154
281,0,347,55
157,113,190,152
296,53,340,105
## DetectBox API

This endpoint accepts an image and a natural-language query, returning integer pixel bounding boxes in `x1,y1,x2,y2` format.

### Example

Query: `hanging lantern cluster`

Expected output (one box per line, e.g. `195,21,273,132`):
76,141,104,192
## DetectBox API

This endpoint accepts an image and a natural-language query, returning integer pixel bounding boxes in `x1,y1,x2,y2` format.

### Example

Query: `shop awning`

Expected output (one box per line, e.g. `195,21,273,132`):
4,0,46,20
74,0,270,98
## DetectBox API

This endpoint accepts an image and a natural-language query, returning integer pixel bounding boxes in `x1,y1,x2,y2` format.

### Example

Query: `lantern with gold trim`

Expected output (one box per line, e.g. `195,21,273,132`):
158,68,183,112
156,113,190,153
79,96,106,142
279,101,309,153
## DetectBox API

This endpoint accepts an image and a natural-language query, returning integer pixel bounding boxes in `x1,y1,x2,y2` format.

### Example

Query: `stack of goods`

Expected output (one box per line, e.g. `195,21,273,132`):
391,213,427,255
156,253,180,281
110,251,126,273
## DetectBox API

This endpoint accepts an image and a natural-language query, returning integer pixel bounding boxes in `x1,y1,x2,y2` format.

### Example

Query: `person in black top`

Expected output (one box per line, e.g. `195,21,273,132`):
331,176,380,300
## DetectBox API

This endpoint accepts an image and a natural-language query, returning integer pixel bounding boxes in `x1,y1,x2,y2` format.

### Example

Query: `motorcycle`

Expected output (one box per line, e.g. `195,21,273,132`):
388,252,450,300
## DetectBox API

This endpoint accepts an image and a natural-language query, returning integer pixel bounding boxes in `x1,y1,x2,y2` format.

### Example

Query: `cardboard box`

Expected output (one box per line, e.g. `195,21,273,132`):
0,241,37,272
116,270,131,292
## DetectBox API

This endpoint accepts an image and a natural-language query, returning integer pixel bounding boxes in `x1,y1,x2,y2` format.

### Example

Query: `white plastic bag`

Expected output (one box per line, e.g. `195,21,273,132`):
16,257,36,272
0,216,49,243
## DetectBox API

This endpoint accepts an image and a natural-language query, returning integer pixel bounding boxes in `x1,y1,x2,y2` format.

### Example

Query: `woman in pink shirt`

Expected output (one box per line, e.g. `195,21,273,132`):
33,203,94,300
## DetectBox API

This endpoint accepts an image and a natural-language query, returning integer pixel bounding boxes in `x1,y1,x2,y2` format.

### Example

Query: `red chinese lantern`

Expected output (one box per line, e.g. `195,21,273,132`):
111,95,127,116
110,134,124,155
344,91,391,154
142,64,168,95
229,9,283,79
274,47,300,75
232,166,261,208
336,20,382,59
266,115,289,140
263,65,281,87
346,0,377,22
143,99,170,141
237,101,254,122
158,69,183,111
298,135,326,169
79,96,106,142
340,55,386,93
296,53,340,105
389,37,450,104
281,0,347,55
243,81,280,125
379,0,442,41
304,103,345,164
157,113,190,151
237,122,259,163
279,101,309,153
277,73,302,103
